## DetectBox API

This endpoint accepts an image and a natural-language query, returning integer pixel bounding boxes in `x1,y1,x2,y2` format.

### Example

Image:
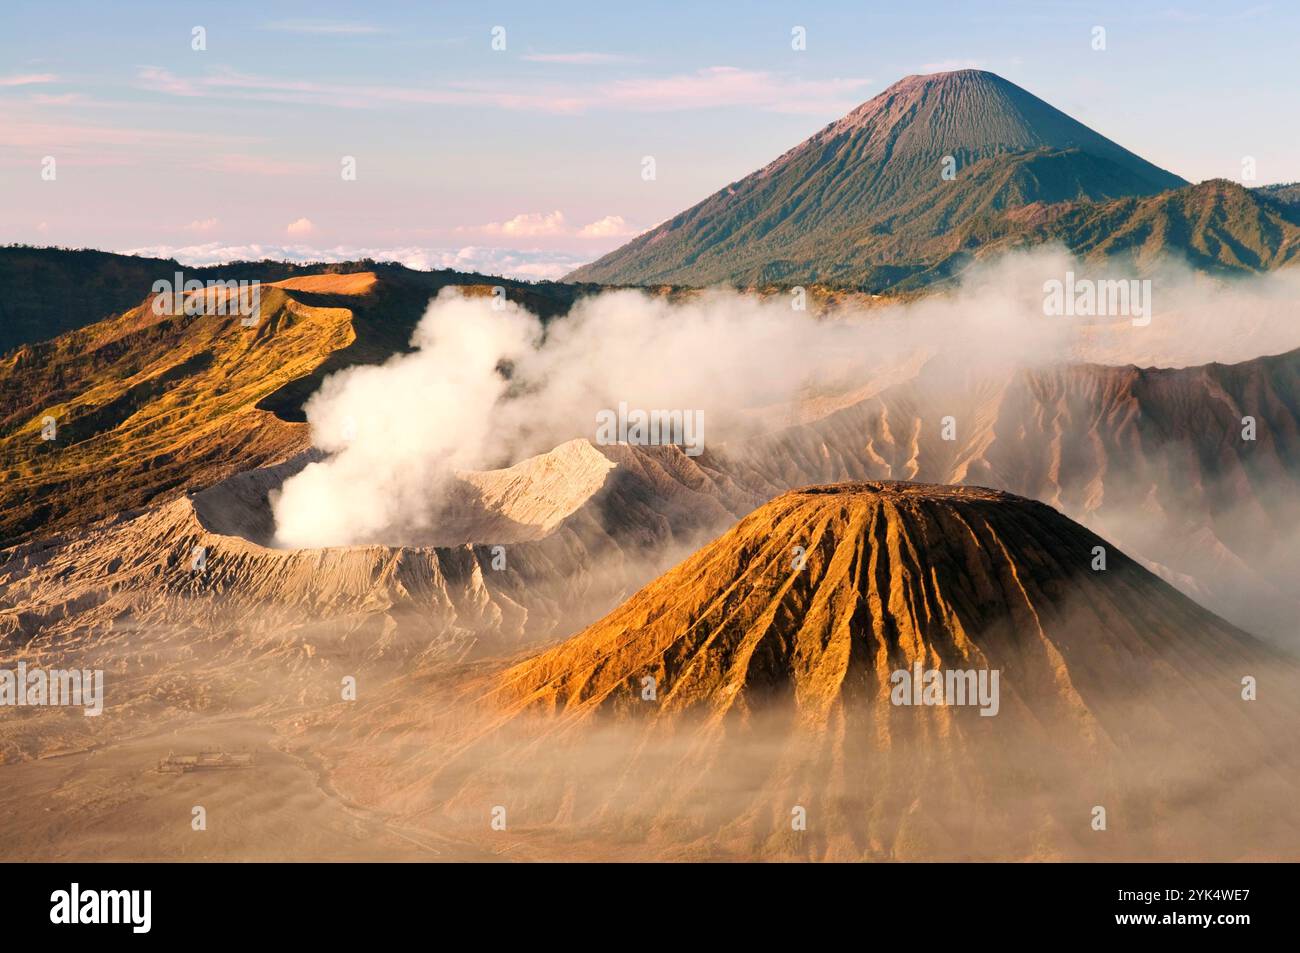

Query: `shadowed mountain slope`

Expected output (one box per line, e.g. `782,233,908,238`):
1008,179,1300,276
0,246,593,353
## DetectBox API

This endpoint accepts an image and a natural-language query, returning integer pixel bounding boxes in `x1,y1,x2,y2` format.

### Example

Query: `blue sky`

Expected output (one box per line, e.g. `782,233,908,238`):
1,0,1296,278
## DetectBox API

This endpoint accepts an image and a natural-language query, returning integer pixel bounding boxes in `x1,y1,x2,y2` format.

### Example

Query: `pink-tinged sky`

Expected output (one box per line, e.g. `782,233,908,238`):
1,0,1295,280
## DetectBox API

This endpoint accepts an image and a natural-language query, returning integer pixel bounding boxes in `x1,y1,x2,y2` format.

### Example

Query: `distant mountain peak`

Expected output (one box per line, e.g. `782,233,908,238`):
800,68,1177,181
568,70,1198,289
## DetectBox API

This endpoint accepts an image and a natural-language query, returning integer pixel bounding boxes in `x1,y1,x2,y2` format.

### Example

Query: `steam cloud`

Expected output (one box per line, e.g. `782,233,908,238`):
271,249,1300,548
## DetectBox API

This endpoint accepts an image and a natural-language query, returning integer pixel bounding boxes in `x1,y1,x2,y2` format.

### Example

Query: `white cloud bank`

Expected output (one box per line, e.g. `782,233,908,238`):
470,211,641,239
119,242,592,281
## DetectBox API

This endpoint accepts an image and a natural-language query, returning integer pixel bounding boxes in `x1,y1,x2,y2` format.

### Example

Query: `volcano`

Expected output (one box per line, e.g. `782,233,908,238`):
499,481,1267,719
408,482,1300,861
568,70,1297,289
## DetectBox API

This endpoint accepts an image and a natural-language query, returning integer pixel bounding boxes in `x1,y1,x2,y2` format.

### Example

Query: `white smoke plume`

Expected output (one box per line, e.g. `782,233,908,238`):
271,249,1300,548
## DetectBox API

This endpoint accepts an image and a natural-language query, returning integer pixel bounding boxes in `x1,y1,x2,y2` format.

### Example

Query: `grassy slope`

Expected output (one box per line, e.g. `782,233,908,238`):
0,267,585,545
0,247,591,353
576,174,1300,292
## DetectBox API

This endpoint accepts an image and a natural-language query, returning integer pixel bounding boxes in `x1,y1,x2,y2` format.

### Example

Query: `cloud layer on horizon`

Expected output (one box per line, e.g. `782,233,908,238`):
118,241,592,281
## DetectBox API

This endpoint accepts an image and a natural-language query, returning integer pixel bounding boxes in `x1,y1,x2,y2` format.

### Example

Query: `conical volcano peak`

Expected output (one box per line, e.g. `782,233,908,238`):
467,475,1297,861
746,480,1055,542
815,68,1168,173
835,67,1020,120
786,480,1015,503
498,479,1263,726
884,67,1029,93
906,67,999,81
764,480,1047,532
569,69,1188,288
